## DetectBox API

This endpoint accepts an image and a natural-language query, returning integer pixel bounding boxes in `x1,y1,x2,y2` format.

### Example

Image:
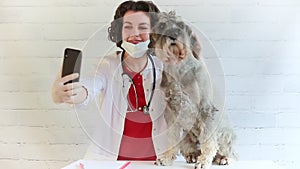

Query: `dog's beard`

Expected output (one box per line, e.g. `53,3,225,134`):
155,37,188,65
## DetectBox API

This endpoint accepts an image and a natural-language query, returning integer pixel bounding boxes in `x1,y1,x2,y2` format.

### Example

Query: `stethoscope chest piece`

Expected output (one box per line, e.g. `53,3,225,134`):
143,106,149,115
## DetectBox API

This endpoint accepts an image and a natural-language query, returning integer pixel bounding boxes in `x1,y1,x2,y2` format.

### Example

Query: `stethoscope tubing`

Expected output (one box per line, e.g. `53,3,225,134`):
121,50,156,114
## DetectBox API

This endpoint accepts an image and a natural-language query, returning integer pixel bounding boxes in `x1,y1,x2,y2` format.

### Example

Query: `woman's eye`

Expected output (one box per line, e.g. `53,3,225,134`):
139,27,149,30
123,26,132,29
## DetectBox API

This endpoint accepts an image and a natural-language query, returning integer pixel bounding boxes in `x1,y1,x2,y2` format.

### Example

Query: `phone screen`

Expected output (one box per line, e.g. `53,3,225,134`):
62,48,82,84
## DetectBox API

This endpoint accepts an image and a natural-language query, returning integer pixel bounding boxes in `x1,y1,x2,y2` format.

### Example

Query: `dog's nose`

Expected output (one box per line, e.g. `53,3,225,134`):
170,36,176,41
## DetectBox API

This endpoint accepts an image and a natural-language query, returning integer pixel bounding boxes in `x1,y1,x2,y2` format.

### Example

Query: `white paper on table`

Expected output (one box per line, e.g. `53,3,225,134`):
61,160,129,169
61,160,284,169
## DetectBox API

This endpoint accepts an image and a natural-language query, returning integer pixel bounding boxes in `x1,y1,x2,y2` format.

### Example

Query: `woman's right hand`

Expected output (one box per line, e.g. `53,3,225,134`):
52,72,88,105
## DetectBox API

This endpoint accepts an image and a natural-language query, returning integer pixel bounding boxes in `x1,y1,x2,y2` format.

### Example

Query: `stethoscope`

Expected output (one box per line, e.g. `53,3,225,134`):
121,50,156,115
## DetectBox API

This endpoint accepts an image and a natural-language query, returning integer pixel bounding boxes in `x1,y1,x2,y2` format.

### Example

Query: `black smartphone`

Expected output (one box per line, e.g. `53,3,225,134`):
62,48,82,84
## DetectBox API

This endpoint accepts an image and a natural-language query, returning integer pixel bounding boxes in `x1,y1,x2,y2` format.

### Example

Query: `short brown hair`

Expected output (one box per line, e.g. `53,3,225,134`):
108,1,160,48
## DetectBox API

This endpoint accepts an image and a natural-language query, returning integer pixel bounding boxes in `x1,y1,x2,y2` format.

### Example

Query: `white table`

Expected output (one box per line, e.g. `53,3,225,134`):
62,160,284,169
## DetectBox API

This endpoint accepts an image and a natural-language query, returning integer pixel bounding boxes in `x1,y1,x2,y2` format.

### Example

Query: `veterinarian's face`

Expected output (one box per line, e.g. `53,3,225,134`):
122,11,151,44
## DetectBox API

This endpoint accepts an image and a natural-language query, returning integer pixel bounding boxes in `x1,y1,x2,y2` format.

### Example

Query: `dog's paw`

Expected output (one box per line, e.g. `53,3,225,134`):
219,156,230,165
155,158,173,166
155,150,177,166
185,154,198,163
194,162,210,169
213,155,232,165
194,157,212,169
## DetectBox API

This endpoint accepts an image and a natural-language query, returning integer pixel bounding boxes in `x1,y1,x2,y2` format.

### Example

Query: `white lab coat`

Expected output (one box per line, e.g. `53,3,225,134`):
79,51,168,160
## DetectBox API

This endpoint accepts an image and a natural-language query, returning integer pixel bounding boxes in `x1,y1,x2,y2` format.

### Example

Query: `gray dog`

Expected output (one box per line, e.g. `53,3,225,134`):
151,11,237,169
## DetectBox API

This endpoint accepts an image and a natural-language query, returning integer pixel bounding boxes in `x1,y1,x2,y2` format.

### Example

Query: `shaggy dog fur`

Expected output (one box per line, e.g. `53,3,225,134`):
151,11,237,169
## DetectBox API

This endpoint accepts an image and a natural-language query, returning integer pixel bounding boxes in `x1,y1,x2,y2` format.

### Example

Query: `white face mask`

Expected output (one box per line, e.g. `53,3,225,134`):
121,39,150,58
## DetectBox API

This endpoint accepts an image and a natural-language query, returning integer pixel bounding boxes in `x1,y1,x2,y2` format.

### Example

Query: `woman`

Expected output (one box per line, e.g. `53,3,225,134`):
52,1,168,161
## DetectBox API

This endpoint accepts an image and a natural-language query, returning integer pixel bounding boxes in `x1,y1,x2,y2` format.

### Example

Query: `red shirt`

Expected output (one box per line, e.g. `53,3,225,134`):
117,65,156,161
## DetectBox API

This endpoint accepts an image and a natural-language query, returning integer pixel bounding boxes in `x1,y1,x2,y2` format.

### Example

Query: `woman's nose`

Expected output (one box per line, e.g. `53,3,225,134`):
130,27,140,37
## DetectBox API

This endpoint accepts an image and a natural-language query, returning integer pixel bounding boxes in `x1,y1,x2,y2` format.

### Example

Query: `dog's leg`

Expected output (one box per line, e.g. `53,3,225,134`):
195,136,218,169
213,128,237,165
194,110,219,169
155,123,180,166
180,132,201,163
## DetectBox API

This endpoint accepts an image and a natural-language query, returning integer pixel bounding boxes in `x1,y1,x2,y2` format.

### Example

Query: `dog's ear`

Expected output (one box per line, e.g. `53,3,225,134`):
191,33,201,60
149,34,157,48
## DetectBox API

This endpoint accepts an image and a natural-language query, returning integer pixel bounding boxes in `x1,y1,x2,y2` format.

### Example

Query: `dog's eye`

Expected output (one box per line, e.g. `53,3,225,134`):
160,23,166,29
177,22,185,29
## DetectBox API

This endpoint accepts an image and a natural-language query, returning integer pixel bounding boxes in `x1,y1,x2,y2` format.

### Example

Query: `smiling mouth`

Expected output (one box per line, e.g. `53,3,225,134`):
128,40,142,44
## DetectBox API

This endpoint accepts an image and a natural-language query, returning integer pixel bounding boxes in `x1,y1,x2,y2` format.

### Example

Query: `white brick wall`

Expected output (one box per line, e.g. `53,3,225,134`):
0,0,299,169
